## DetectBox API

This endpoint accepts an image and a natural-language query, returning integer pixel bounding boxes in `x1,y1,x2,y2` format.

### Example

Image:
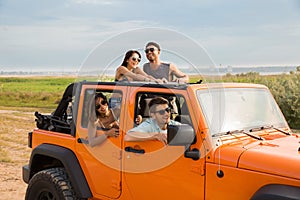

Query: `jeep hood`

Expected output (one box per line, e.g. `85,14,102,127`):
237,135,300,180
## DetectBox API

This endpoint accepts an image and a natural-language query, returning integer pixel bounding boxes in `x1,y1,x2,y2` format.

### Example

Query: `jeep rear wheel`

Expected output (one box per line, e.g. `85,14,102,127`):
25,167,79,200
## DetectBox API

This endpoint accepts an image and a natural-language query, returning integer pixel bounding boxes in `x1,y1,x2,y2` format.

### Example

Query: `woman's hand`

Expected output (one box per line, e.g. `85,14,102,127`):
105,128,120,138
108,121,119,129
154,78,168,84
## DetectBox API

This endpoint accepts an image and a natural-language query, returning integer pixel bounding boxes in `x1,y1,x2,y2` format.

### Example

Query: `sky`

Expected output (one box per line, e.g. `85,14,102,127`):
0,0,300,72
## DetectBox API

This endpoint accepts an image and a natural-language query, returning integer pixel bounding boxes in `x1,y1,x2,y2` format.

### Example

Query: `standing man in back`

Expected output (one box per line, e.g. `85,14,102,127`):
143,41,189,83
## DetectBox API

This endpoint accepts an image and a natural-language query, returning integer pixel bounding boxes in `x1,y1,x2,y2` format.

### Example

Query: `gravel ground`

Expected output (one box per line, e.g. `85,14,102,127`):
0,108,35,200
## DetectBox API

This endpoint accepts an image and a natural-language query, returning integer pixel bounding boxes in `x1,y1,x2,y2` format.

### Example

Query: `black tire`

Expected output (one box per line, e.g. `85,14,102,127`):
25,167,79,200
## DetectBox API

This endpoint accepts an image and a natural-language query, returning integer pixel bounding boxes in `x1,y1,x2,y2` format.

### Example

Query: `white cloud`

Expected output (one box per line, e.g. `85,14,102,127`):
0,16,159,69
0,0,299,70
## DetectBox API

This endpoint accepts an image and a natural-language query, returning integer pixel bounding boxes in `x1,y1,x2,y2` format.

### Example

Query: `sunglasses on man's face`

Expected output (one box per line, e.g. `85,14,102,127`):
95,100,108,109
144,47,156,54
154,107,171,115
131,57,141,62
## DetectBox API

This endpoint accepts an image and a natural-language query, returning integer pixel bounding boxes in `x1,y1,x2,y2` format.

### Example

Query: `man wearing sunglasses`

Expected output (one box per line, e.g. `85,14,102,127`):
143,42,189,83
125,97,181,144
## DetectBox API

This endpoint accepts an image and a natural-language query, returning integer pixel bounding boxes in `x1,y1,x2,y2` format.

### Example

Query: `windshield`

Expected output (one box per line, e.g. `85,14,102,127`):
196,87,288,135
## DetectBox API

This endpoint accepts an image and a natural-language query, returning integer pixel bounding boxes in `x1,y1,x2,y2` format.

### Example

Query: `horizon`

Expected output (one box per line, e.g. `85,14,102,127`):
1,65,297,77
1,64,298,72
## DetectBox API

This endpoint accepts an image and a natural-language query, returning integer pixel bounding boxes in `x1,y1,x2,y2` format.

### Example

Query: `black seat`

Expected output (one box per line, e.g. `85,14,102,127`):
35,112,71,134
175,101,192,125
35,82,76,134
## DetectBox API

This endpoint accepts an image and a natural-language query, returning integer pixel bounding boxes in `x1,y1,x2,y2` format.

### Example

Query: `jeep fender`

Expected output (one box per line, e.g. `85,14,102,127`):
24,144,92,198
251,184,300,200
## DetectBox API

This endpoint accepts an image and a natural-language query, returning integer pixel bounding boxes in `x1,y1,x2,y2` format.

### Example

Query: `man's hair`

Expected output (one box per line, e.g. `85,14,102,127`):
145,41,160,50
149,97,168,113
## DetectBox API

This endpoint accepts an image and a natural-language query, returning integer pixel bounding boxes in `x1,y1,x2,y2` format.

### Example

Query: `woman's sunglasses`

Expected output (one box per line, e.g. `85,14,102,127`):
144,47,156,54
131,57,141,62
154,107,171,115
95,100,108,109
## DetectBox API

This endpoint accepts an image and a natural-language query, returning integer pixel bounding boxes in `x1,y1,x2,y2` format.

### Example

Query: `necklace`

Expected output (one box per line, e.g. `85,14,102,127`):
99,110,110,118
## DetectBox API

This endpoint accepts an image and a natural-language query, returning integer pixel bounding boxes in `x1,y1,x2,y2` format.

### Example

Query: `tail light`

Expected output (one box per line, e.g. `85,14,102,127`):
28,131,32,148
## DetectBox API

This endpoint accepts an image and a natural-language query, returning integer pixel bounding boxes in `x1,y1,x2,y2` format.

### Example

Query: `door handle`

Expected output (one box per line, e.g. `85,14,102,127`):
78,138,89,144
125,146,145,154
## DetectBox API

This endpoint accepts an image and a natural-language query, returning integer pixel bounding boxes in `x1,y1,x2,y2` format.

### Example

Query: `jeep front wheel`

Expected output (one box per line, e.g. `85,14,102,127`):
25,167,78,200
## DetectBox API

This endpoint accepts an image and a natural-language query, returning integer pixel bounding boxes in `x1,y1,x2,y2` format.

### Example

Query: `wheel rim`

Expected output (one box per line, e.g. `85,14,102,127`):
38,191,56,200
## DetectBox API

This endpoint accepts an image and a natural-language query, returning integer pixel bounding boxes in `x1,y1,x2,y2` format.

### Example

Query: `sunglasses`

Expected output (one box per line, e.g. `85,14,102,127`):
95,100,108,109
131,57,141,62
144,47,156,54
154,107,171,115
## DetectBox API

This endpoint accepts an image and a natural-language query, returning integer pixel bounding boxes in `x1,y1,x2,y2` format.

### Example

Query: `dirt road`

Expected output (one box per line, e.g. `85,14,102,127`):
0,108,36,200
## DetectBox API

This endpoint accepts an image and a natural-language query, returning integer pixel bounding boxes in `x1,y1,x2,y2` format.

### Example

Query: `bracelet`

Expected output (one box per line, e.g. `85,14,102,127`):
103,132,108,138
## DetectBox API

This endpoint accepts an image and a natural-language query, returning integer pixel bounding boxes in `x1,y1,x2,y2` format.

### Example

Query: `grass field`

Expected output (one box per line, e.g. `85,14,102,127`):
0,77,76,108
0,73,299,128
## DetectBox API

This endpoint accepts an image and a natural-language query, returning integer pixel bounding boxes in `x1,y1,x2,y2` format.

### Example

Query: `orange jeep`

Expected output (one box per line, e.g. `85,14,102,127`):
22,81,300,199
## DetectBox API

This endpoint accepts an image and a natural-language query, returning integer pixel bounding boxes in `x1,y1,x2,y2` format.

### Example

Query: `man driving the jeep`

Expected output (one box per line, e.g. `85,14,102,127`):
125,97,181,145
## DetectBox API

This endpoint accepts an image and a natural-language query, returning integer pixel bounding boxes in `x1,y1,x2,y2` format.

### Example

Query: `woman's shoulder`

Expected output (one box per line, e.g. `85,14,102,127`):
132,66,142,72
116,65,128,71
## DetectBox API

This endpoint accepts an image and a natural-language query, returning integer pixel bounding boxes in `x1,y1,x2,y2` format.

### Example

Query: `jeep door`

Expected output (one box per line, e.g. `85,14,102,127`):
75,84,126,199
122,87,205,199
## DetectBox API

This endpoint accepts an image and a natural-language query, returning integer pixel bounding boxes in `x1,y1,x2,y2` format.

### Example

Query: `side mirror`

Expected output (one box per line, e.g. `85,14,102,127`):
167,124,195,146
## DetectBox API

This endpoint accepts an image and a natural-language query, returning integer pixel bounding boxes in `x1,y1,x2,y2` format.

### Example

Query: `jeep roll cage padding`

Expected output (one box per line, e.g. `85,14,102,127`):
53,83,75,119
251,184,300,200
26,144,92,198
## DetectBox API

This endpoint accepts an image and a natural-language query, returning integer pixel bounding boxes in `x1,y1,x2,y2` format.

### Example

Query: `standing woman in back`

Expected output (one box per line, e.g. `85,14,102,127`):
115,50,161,82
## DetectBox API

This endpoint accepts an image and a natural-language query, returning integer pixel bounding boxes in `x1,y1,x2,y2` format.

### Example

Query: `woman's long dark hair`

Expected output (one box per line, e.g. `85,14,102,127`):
88,92,107,122
120,50,141,67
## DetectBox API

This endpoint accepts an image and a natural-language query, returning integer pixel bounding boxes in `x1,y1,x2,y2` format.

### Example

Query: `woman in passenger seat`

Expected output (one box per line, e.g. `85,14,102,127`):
87,93,120,147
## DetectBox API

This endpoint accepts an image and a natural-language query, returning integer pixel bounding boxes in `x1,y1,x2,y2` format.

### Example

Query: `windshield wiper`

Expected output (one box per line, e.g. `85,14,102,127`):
211,129,243,137
229,129,264,141
249,125,291,136
273,127,291,135
213,129,264,141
